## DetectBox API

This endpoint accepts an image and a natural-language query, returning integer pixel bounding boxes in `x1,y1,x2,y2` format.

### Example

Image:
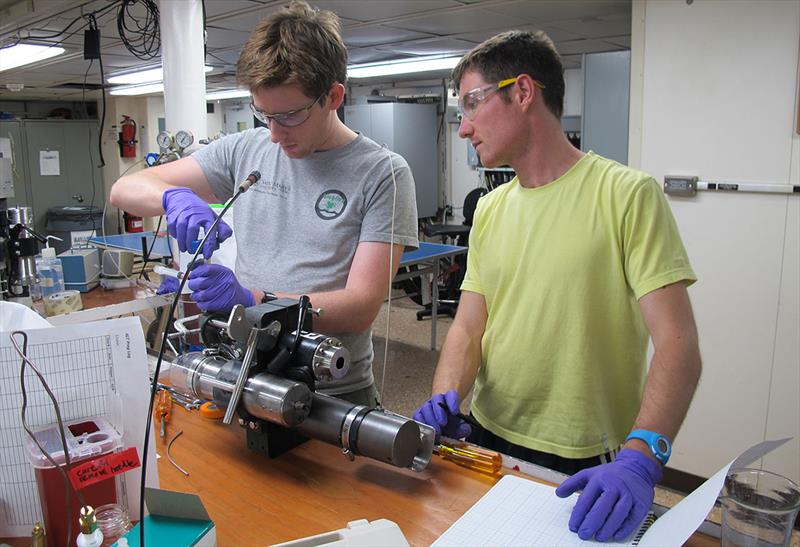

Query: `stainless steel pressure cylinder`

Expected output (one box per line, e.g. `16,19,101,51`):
170,351,312,427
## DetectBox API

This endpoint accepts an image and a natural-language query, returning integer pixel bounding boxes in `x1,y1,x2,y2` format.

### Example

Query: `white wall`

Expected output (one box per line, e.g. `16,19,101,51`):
636,0,800,481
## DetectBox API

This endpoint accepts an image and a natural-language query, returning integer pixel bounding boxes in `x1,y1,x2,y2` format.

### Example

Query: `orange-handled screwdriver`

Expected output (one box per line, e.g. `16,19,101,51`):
435,440,503,476
155,389,172,438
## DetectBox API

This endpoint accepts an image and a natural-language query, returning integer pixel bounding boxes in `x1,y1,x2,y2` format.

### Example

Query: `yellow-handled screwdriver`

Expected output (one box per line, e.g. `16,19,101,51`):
155,388,172,438
435,440,503,476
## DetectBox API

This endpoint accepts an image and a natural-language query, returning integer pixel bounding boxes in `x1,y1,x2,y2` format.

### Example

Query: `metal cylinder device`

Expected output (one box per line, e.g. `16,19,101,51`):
171,352,312,427
169,351,434,471
283,331,349,382
297,393,432,471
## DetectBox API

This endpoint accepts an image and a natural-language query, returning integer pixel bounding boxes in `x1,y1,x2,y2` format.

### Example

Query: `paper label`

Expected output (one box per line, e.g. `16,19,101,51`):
39,150,60,176
68,447,141,490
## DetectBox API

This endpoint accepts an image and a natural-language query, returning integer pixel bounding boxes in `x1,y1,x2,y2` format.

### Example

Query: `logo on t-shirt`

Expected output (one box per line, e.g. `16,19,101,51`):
315,190,347,220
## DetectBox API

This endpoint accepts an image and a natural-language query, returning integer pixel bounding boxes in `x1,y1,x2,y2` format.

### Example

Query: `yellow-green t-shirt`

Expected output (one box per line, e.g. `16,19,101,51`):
462,152,696,459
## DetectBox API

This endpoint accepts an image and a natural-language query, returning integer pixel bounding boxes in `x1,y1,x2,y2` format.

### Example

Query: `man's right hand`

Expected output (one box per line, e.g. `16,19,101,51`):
413,390,471,440
162,188,232,259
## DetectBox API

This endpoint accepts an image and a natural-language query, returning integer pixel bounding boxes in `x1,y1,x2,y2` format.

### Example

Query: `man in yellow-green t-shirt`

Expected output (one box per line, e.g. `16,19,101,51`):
414,31,701,544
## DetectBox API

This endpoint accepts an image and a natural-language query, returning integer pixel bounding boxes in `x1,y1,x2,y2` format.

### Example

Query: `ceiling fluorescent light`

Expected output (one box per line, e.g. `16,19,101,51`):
347,55,460,79
0,43,65,72
109,82,164,96
108,65,213,85
206,89,250,100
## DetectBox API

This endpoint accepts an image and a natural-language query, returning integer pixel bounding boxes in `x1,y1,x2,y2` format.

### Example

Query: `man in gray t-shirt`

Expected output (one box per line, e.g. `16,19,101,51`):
109,1,418,405
190,128,417,397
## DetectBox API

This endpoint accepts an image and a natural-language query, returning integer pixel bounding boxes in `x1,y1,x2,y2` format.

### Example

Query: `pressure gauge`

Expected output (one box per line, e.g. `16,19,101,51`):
156,131,174,149
175,130,194,150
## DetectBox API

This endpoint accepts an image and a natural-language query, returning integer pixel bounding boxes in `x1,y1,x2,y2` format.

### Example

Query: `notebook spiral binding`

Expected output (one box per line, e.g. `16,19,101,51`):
632,513,657,546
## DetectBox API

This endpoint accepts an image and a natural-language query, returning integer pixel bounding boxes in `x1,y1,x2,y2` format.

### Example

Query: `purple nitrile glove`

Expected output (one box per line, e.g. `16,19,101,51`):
555,448,663,542
155,275,179,295
162,188,232,260
187,263,255,313
412,389,471,441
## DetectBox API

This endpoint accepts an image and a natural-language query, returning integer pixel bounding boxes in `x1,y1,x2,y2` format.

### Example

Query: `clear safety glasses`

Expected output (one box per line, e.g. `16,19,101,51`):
457,76,545,120
250,93,325,128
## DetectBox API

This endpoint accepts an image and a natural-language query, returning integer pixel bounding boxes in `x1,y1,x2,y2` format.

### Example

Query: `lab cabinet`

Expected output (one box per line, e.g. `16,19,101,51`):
24,120,104,234
0,120,104,234
344,102,438,218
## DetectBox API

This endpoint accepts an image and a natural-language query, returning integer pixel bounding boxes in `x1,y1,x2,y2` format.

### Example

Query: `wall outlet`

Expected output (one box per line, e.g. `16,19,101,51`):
664,175,698,197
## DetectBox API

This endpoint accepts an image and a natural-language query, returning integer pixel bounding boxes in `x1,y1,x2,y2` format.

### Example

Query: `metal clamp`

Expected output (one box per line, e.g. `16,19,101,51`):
222,325,261,425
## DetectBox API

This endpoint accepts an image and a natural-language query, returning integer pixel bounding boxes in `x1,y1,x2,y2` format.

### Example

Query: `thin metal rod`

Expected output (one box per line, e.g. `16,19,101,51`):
166,431,189,476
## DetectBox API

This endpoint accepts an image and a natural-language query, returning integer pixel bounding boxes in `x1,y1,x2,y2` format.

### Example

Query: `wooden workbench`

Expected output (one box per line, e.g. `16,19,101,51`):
1,396,720,546
153,407,718,546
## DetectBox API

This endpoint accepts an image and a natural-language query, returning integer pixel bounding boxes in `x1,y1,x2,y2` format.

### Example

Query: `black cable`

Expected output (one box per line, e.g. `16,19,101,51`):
139,188,245,547
117,0,160,61
91,13,107,170
138,215,163,280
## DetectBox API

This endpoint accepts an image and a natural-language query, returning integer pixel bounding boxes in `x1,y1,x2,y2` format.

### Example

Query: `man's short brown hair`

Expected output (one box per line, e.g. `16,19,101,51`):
452,30,565,119
236,1,347,99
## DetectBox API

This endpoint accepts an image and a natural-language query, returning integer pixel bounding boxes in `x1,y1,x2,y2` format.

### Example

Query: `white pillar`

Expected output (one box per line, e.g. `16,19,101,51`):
159,0,206,141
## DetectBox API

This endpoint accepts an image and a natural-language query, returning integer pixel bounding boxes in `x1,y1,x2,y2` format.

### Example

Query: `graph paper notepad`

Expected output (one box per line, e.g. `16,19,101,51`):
433,475,653,547
0,316,158,537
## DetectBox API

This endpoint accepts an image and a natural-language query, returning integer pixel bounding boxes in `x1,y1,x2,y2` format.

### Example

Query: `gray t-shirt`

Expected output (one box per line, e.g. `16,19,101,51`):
192,128,419,395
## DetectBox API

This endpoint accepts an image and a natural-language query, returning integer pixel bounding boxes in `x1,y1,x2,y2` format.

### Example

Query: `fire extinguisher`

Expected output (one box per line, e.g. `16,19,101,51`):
118,115,137,158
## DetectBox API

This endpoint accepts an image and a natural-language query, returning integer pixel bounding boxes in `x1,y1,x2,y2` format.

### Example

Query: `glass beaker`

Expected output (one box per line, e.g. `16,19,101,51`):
720,468,800,547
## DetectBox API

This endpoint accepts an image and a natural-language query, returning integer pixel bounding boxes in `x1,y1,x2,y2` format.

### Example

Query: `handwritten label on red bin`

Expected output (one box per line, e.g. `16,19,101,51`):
68,447,140,491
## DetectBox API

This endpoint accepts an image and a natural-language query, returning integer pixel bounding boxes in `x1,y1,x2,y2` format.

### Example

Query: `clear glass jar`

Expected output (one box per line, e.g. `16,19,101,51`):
93,503,133,546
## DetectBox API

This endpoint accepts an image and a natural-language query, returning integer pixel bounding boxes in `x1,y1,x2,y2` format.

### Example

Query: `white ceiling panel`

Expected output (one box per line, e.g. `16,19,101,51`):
457,25,584,45
342,25,432,47
98,47,164,70
548,14,631,39
205,49,243,66
202,0,268,18
205,11,275,33
346,47,399,65
603,35,631,48
373,37,477,56
392,8,524,35
554,38,625,56
315,0,459,23
206,26,252,49
481,0,630,25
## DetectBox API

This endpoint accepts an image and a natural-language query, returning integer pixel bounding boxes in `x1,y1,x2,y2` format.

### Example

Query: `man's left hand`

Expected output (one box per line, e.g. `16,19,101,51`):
555,448,662,542
187,263,255,312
